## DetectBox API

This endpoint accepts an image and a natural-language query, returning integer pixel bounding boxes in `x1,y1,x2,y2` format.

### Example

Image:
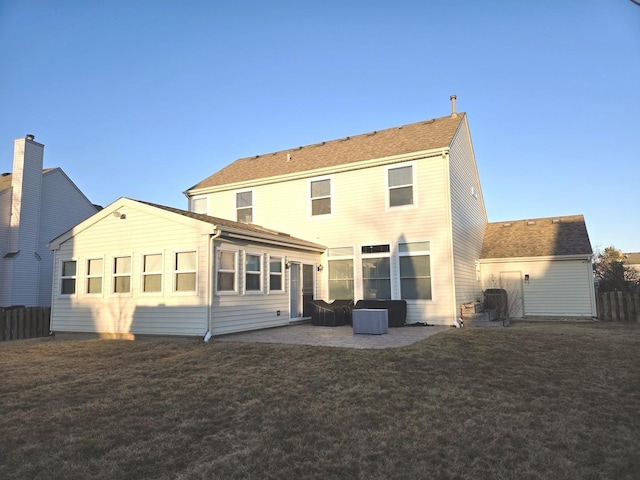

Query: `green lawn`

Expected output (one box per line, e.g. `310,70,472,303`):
1,321,638,479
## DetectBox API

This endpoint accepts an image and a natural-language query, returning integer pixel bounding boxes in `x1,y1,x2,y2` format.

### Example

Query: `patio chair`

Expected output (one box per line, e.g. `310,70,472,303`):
309,299,353,327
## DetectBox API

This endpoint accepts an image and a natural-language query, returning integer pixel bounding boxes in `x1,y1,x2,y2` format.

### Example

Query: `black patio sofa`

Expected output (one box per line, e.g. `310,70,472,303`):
353,299,407,327
309,299,354,327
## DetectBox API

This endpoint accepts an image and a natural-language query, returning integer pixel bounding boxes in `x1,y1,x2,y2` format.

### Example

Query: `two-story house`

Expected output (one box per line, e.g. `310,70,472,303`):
49,100,492,338
1,135,98,307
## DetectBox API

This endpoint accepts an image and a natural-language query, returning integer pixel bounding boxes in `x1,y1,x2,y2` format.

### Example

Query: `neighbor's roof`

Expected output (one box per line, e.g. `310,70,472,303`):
624,252,640,265
189,113,465,191
480,215,593,259
0,168,57,192
137,200,326,251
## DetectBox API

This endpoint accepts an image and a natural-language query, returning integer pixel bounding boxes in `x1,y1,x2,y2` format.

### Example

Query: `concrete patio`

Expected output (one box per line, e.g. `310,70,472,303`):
214,322,452,349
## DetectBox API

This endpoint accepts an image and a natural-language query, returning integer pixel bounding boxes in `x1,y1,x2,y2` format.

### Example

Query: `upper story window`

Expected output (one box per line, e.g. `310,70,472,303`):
388,165,414,207
191,196,208,215
310,178,331,216
60,260,77,295
142,253,163,293
174,251,197,292
245,253,263,292
217,250,237,293
86,258,103,294
236,191,253,223
398,241,432,300
113,256,131,294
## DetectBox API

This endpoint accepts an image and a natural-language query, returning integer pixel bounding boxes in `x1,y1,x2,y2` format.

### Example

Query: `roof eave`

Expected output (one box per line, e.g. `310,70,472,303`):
479,253,593,263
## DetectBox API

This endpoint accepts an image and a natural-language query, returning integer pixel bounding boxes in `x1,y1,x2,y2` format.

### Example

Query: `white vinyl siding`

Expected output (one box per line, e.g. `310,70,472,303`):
50,202,211,337
480,259,596,317
448,117,487,310
199,152,457,324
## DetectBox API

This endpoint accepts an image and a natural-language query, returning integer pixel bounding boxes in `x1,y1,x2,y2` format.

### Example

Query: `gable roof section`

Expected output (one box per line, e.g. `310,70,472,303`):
137,200,325,251
49,197,325,253
188,113,465,191
481,215,593,259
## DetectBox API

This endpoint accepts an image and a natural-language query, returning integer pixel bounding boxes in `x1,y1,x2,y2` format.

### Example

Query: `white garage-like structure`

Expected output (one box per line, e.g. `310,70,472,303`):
479,215,596,318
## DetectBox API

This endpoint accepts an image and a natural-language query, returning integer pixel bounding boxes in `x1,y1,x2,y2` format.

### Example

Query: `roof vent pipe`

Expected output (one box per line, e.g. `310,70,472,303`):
450,95,457,118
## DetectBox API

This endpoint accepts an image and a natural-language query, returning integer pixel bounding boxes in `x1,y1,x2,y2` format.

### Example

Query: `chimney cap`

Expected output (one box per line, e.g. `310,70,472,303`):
26,134,35,141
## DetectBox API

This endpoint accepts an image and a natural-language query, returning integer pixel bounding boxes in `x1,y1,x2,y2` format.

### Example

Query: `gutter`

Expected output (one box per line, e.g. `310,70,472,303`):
479,254,593,264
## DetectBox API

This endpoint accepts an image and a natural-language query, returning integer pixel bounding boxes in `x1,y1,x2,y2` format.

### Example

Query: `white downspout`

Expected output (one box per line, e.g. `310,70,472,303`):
204,229,222,342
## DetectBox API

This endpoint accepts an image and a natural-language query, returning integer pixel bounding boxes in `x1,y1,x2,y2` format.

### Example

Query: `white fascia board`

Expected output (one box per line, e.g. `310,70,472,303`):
479,254,593,264
187,147,449,196
220,231,326,253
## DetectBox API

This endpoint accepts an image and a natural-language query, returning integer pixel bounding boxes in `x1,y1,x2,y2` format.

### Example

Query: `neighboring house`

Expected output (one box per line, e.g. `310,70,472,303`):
48,198,325,337
0,135,98,307
186,99,487,327
623,252,640,276
479,215,596,318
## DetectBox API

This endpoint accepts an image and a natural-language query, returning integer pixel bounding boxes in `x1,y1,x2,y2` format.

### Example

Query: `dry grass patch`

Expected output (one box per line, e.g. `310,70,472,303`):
1,321,639,479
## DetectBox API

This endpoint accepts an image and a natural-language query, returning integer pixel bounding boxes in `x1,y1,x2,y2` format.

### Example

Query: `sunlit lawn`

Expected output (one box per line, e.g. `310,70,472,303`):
1,321,638,479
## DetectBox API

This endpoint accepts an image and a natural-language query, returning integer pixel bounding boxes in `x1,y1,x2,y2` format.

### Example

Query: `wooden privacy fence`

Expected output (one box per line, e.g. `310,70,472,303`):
0,307,51,341
597,292,640,323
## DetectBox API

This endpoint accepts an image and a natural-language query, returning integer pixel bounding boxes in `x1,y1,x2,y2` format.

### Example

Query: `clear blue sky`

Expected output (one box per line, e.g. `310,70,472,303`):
1,0,638,252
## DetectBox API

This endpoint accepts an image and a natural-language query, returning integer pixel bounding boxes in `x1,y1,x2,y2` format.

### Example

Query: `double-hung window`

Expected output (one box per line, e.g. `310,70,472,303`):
174,251,196,292
236,191,253,223
60,260,77,295
86,258,103,294
361,245,391,300
217,250,237,293
245,253,262,292
269,256,284,292
142,254,163,293
113,256,131,294
398,241,432,300
327,247,354,300
310,178,331,216
388,165,414,207
191,196,208,214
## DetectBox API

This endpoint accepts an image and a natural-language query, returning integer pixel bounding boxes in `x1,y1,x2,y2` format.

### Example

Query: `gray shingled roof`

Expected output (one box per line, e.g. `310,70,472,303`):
189,113,465,190
136,200,325,251
481,215,593,259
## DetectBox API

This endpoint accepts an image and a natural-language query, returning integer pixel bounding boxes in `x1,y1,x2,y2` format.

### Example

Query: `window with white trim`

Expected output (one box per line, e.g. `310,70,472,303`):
86,258,103,294
398,241,432,300
236,191,253,223
113,256,131,294
61,260,77,295
191,196,208,214
217,250,237,293
310,178,331,216
174,251,196,292
269,256,284,292
142,253,163,293
327,246,354,300
245,253,262,292
361,244,391,300
388,165,413,207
